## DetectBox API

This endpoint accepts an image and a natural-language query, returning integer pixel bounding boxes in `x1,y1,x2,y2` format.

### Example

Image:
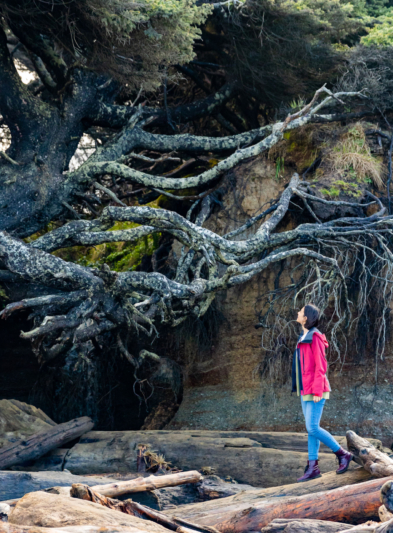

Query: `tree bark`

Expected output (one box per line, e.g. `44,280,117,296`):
165,475,393,532
346,431,393,478
0,417,94,469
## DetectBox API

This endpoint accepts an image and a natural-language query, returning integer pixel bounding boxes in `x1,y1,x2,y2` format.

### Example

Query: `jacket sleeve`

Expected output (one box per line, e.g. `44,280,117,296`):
311,335,327,397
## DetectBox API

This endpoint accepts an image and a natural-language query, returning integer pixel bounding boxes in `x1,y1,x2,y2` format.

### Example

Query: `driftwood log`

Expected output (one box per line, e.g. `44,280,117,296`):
165,475,393,532
8,491,169,532
91,471,202,498
346,432,393,478
261,518,354,533
0,526,171,533
0,470,202,511
339,520,393,533
70,483,218,533
164,467,371,524
64,431,338,486
0,417,94,470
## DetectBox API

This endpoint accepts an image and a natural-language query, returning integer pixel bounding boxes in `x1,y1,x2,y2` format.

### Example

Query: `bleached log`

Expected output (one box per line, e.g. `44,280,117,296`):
91,471,202,498
346,431,393,478
0,417,94,470
64,431,338,487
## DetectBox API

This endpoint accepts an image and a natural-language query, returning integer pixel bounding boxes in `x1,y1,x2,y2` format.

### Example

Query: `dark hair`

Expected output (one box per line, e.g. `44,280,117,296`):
304,304,320,330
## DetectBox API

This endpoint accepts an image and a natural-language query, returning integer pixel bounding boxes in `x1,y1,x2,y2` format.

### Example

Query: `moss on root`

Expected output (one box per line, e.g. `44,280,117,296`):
54,221,161,272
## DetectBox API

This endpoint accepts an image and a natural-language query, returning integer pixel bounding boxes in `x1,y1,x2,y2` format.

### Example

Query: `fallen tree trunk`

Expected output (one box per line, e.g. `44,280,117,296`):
64,431,338,486
347,432,393,478
261,518,354,533
71,483,218,533
164,466,371,524
0,525,168,533
165,475,393,532
173,431,384,454
0,470,200,509
91,471,202,498
8,491,169,532
0,417,94,470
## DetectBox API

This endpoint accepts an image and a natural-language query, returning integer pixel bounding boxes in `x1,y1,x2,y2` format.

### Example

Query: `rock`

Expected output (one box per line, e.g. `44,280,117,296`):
9,491,169,532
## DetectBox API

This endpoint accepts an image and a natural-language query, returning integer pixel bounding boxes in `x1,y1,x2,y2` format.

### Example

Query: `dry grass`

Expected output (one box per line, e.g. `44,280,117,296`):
328,123,383,189
138,444,172,471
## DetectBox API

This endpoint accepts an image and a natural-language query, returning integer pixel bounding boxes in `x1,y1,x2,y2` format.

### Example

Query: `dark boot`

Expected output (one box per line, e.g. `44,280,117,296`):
297,460,321,482
334,447,353,474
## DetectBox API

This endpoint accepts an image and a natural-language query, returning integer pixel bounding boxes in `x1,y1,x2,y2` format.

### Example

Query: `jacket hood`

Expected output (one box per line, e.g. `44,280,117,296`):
298,327,329,347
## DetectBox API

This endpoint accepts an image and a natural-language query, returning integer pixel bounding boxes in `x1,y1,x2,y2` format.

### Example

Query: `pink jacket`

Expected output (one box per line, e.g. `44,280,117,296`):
298,329,331,397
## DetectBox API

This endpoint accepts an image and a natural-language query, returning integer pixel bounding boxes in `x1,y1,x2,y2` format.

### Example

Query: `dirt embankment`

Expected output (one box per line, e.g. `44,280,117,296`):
167,135,393,448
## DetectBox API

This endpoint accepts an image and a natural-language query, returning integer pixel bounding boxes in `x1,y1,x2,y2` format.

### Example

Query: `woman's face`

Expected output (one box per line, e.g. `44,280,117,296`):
297,307,307,327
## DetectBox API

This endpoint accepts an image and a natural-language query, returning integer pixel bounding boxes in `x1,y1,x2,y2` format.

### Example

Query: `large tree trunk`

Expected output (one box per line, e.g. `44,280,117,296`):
346,431,393,478
179,431,383,454
64,431,338,486
70,484,218,533
165,475,393,532
200,466,371,502
7,491,169,532
0,417,94,469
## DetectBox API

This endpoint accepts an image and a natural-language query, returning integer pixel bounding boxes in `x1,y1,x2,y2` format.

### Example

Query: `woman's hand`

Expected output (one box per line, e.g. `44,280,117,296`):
313,395,322,403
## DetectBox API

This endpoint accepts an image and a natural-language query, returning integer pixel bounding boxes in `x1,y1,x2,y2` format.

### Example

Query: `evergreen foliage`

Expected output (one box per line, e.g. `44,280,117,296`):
0,0,212,90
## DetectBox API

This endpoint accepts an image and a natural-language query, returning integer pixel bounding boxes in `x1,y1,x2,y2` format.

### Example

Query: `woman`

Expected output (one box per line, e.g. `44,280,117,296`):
292,304,353,482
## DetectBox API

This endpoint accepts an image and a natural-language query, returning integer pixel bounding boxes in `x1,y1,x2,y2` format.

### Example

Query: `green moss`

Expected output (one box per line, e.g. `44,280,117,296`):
54,219,161,272
321,180,363,199
332,180,362,198
321,187,340,198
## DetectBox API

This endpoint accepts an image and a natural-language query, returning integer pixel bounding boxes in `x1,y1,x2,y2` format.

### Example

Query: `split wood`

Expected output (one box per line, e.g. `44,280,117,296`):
70,484,218,533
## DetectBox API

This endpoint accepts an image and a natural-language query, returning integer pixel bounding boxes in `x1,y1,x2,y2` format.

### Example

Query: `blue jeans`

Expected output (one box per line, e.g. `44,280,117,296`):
301,396,340,460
